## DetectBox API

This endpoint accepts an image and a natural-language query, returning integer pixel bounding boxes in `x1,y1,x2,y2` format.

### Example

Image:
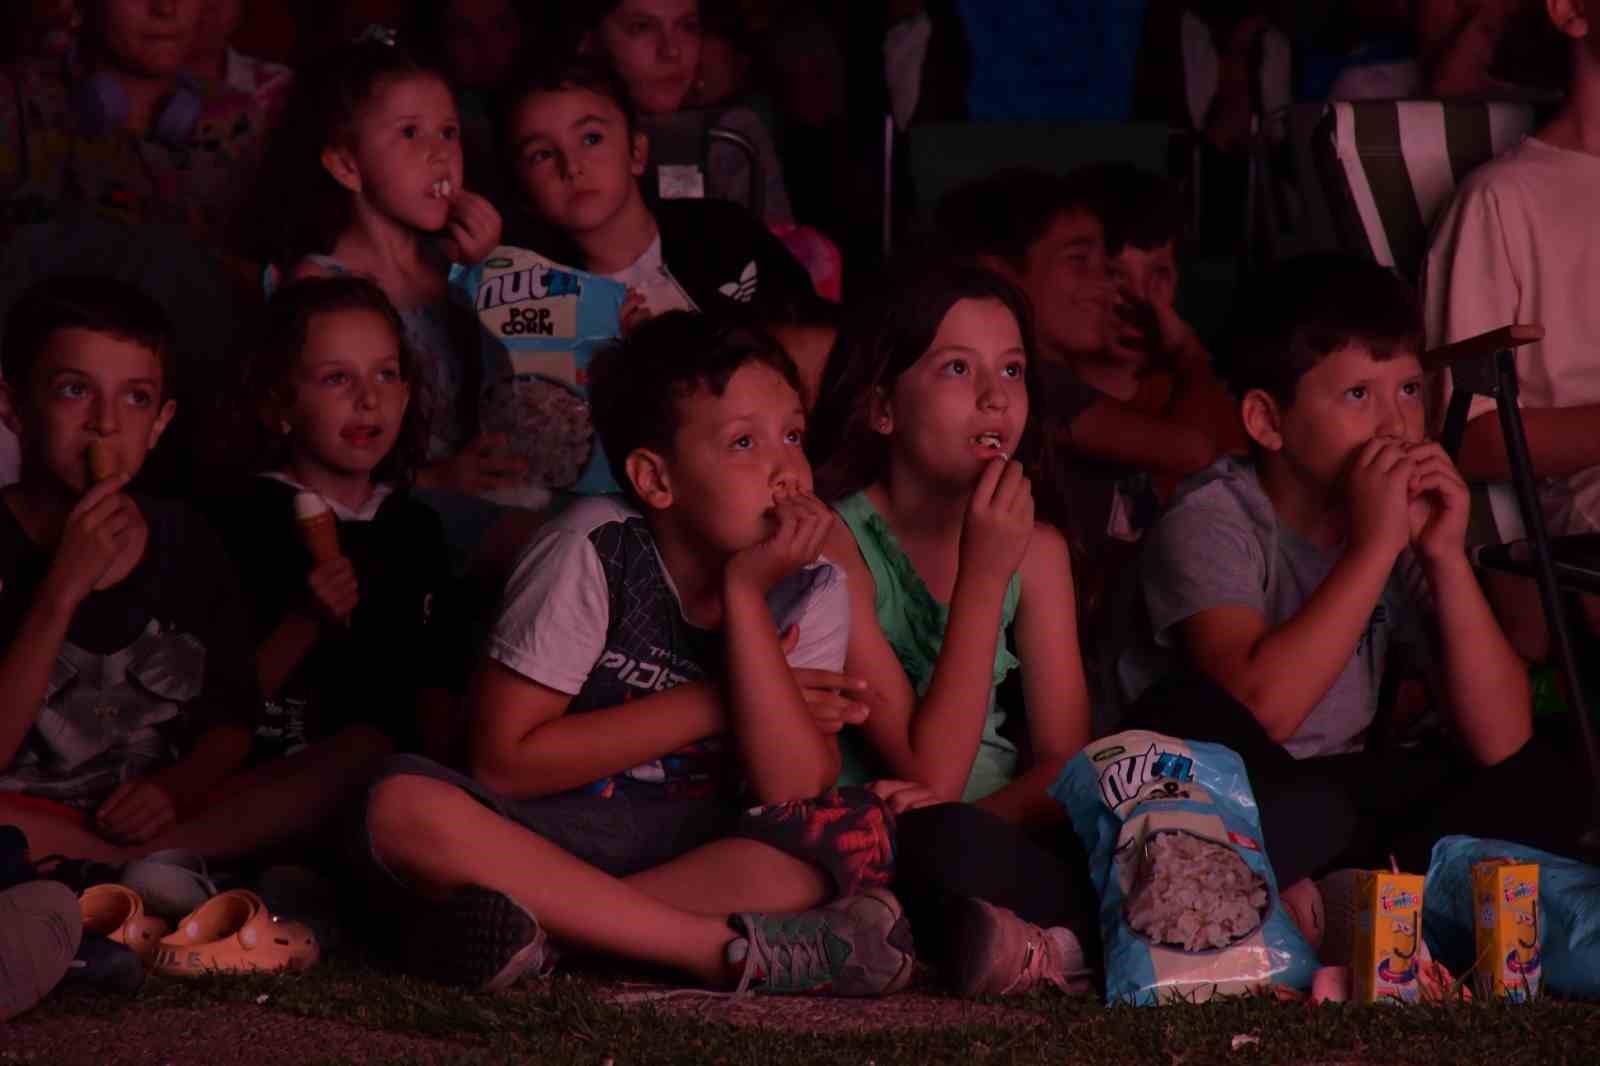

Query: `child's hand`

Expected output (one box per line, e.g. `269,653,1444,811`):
779,622,873,733
619,290,652,336
420,432,530,496
95,778,177,845
438,189,502,264
42,474,144,607
959,458,1034,587
1404,442,1470,564
1114,287,1196,367
308,555,359,625
726,489,832,594
1344,436,1415,560
867,778,942,815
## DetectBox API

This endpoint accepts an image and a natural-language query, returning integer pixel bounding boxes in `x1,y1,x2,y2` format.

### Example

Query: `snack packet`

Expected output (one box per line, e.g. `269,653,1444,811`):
450,247,628,496
1051,731,1319,1004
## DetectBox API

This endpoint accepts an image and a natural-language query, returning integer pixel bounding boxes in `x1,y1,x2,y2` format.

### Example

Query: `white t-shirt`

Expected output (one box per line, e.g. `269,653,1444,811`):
1424,136,1600,529
604,235,697,316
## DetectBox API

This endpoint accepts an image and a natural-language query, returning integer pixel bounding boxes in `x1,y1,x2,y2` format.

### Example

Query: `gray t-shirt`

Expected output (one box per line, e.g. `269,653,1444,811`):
489,495,848,798
1119,457,1423,759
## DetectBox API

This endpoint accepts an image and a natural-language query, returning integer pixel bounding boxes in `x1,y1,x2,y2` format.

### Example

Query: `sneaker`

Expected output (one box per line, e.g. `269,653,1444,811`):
403,886,549,992
0,881,83,1022
728,888,915,997
945,896,1093,998
60,932,144,994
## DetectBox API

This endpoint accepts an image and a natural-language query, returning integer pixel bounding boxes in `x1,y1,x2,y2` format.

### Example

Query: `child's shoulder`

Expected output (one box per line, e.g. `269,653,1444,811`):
540,494,647,542
1453,137,1595,207
1151,457,1277,549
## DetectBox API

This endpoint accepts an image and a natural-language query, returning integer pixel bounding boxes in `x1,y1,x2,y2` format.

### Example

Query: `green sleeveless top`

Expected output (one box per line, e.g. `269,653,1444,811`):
833,491,1022,801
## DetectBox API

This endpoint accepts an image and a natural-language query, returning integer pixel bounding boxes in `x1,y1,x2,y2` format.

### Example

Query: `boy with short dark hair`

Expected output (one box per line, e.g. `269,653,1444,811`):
0,275,388,865
1120,253,1590,892
360,311,912,995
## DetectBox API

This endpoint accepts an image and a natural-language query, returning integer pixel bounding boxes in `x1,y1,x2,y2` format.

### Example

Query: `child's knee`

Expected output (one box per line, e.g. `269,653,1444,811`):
366,773,457,858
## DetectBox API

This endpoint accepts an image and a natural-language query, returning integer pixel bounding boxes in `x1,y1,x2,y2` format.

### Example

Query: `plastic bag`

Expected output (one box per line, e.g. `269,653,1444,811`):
1050,730,1319,1004
1423,835,1600,1000
450,247,627,497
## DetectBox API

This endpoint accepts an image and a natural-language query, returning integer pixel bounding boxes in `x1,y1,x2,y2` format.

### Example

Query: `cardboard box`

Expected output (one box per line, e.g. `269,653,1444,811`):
1472,860,1541,1001
1352,871,1425,1004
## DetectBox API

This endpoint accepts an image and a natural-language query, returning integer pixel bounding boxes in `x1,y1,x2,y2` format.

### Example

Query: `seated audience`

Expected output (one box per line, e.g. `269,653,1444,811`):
0,276,389,866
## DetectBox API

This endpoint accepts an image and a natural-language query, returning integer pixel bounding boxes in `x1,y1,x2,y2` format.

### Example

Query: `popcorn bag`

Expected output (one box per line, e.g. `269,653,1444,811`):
1051,730,1318,1004
450,248,628,497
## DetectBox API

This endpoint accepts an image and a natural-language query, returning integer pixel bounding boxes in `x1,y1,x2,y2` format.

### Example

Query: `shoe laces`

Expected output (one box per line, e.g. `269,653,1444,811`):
734,916,840,995
1000,934,1059,996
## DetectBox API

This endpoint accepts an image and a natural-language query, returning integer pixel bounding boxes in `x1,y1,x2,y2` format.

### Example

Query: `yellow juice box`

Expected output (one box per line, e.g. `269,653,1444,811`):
1352,871,1425,1004
1472,860,1541,1001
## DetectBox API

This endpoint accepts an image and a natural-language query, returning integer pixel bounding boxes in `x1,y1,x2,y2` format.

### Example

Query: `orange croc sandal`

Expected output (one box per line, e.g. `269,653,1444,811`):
80,884,171,964
154,890,319,976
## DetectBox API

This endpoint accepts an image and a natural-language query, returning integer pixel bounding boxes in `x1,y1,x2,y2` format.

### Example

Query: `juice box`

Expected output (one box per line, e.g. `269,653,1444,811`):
1472,860,1541,1001
1352,871,1425,1004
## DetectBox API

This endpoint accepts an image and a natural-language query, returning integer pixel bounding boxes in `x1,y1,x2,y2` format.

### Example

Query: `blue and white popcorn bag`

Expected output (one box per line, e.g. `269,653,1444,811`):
1051,730,1319,1004
451,247,628,498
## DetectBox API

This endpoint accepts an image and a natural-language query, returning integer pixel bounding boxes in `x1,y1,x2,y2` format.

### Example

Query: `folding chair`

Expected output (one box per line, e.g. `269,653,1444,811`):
1317,99,1600,855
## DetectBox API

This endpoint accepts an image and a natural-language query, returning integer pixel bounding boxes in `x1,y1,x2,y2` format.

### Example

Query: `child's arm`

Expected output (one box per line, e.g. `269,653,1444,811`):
1406,443,1532,764
1175,439,1414,742
720,491,842,803
1061,399,1219,480
976,522,1092,826
96,723,253,844
253,555,359,697
0,478,140,767
467,660,724,799
835,462,1036,801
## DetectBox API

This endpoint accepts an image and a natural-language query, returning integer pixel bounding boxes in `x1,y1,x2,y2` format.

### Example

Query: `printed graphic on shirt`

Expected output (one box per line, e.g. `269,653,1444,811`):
0,618,207,808
718,260,759,302
571,516,728,798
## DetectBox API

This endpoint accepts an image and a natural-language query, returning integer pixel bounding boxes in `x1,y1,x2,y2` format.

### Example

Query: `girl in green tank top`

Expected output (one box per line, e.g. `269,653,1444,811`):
808,261,1093,827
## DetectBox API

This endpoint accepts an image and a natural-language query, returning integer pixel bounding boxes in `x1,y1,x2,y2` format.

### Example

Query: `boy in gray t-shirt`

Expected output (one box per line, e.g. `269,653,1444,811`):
1118,255,1597,895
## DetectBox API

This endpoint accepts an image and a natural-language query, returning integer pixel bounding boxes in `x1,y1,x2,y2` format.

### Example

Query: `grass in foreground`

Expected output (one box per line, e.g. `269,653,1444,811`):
23,953,1600,1066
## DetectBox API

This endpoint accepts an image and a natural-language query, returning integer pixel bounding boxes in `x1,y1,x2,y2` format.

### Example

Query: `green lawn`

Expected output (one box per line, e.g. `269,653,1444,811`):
15,955,1600,1066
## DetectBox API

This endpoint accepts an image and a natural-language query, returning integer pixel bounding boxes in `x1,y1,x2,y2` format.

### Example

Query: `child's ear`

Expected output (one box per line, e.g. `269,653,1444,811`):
321,144,363,194
868,386,894,436
630,130,650,178
146,399,178,451
625,448,673,510
1240,388,1284,452
0,381,23,437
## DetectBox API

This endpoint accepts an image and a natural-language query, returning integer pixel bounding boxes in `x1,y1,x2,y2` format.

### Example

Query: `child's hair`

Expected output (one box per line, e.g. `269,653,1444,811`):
807,254,1038,502
1072,162,1189,257
588,310,802,507
935,167,1102,272
1215,253,1422,406
1,275,176,395
244,276,431,485
494,51,640,153
235,37,444,265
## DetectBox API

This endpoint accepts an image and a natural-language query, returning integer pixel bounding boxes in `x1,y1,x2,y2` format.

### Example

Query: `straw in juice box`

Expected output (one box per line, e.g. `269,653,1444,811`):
1351,871,1424,1004
1472,860,1541,1002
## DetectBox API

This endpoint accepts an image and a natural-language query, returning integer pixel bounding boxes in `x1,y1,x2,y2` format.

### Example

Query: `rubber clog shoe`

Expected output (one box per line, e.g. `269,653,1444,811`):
80,884,171,964
154,890,319,976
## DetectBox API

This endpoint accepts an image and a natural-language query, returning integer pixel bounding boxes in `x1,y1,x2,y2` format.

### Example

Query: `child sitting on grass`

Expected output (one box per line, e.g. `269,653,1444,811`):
210,276,465,761
808,256,1099,999
0,276,389,867
1118,254,1593,902
497,55,816,324
358,311,912,995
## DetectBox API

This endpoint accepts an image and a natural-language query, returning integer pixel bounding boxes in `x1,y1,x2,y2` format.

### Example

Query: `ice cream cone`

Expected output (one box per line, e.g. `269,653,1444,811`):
292,492,341,563
86,440,118,483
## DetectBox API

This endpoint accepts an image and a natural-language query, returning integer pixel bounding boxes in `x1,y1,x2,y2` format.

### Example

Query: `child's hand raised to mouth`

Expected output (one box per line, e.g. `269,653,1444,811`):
959,457,1034,587
437,187,503,264
1402,441,1470,563
725,488,832,593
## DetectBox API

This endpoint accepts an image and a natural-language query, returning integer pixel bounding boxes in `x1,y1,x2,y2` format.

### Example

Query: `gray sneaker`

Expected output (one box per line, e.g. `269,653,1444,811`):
1,881,83,1022
946,896,1094,998
728,888,915,997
